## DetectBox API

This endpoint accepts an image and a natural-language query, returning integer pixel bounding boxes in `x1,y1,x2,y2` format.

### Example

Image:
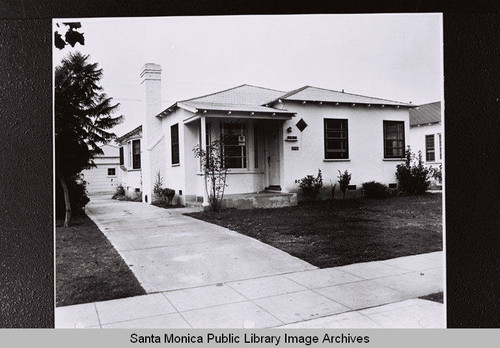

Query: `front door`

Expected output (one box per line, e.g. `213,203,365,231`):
266,128,280,188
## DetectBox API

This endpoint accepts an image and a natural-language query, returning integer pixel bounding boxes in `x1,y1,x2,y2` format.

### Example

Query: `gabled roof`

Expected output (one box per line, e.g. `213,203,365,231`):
409,101,441,126
159,85,294,117
116,125,142,143
184,84,285,105
273,85,414,107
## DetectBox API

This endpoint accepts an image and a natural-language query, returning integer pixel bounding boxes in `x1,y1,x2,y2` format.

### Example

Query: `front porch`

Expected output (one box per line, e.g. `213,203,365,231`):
185,191,297,211
182,111,293,209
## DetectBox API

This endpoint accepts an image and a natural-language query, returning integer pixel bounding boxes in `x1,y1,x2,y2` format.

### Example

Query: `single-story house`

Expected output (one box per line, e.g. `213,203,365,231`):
81,143,120,195
408,101,443,188
117,63,417,208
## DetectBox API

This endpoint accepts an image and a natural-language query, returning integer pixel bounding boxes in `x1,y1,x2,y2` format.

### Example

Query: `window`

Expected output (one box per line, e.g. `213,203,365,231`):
107,168,116,176
383,121,405,158
119,147,124,165
324,119,348,159
438,133,442,160
221,122,247,168
426,134,435,162
171,124,179,165
132,139,141,169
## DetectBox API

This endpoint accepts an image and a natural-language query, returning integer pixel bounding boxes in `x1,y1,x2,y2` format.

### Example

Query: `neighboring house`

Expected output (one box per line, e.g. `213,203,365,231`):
81,144,120,195
117,63,416,208
409,101,443,189
115,125,143,198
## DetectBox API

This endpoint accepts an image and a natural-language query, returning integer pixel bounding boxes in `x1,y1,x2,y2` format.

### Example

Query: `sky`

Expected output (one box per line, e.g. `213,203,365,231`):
53,14,443,136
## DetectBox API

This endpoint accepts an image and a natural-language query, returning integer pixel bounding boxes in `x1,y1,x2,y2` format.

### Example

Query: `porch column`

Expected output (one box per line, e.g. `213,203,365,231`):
200,116,209,207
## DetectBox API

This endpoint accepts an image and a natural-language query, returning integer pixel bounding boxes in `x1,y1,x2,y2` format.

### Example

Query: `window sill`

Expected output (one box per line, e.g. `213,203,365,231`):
383,158,405,161
323,159,350,162
128,168,141,171
172,163,180,167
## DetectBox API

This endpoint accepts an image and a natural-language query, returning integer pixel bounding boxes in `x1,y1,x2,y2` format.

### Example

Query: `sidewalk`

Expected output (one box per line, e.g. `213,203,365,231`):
56,251,444,328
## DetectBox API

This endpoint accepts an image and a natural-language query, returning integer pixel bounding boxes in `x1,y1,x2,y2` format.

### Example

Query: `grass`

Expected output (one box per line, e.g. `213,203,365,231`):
56,213,146,307
186,193,442,268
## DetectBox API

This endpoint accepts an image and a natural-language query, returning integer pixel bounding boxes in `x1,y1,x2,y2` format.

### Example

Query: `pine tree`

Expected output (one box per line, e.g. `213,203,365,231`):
55,52,123,226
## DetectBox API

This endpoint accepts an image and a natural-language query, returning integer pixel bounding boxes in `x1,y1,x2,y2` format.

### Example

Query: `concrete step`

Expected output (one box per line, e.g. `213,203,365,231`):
185,201,205,211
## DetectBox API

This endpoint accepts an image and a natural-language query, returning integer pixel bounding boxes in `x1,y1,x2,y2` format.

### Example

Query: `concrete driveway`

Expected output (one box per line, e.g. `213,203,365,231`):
85,196,316,293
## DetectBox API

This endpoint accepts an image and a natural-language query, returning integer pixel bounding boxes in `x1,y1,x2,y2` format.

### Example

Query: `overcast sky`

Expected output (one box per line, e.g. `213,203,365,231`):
53,14,443,136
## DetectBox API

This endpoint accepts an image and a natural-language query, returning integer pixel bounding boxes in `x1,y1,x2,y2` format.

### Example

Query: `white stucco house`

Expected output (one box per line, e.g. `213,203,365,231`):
117,63,417,208
81,144,120,195
408,101,443,189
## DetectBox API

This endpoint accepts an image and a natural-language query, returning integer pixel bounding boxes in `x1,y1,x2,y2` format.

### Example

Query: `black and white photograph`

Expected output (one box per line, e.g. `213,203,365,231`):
54,14,444,329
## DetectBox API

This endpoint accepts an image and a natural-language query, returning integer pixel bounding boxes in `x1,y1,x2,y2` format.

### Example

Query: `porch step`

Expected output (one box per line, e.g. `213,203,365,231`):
185,200,205,211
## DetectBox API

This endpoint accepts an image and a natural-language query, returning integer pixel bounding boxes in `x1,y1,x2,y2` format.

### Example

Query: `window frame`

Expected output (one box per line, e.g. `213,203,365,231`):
324,118,349,160
425,134,436,162
131,139,141,169
119,147,124,166
171,123,180,165
221,121,247,169
383,121,405,159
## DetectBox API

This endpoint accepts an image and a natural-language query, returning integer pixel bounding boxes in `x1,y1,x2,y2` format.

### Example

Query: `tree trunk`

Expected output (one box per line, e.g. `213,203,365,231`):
59,174,71,227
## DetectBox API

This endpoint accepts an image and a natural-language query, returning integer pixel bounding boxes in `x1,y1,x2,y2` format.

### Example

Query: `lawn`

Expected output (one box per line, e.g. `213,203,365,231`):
56,213,145,307
186,193,442,269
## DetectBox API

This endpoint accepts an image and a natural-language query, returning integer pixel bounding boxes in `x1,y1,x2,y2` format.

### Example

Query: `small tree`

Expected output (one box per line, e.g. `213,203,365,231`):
396,146,430,195
298,169,323,201
193,139,228,212
337,170,351,199
153,171,164,202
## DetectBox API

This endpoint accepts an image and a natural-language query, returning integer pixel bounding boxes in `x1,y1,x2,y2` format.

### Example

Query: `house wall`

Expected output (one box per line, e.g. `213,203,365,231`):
148,136,166,203
281,102,411,195
161,108,191,204
409,123,443,188
117,134,143,198
81,144,120,195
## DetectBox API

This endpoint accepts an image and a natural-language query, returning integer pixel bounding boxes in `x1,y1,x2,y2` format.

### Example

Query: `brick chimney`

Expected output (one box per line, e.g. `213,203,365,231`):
140,63,162,204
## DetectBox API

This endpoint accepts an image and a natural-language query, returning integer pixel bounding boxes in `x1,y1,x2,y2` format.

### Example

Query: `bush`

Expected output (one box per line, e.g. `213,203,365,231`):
362,181,389,199
396,146,430,195
298,169,323,201
56,173,90,219
337,170,351,199
112,184,125,199
161,188,175,205
429,164,442,183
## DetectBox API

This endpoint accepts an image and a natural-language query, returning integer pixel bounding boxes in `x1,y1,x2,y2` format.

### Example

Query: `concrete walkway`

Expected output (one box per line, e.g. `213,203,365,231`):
56,196,444,328
84,196,315,293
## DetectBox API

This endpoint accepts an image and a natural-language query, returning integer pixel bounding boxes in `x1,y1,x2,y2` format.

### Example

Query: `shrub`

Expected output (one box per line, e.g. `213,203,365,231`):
362,181,388,199
396,146,430,195
298,169,323,201
337,170,351,199
161,188,175,205
112,184,125,199
429,164,442,183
